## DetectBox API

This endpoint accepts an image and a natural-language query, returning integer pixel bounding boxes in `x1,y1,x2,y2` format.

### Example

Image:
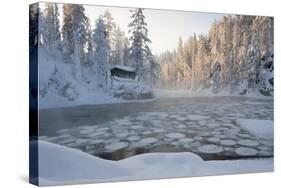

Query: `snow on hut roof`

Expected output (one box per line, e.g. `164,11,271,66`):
110,65,136,72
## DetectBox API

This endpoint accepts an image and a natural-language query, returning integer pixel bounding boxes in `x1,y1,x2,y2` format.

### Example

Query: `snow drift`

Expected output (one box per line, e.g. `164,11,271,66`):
32,141,273,186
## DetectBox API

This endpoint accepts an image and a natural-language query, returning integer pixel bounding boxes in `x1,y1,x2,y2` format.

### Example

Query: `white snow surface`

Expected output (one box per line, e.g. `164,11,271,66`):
33,141,273,186
236,119,273,139
38,48,123,109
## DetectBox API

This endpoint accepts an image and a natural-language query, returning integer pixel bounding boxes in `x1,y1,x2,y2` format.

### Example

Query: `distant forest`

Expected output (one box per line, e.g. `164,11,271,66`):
30,3,274,96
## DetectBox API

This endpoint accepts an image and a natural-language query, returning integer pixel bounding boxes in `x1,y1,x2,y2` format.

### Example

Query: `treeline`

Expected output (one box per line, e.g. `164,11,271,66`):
157,15,273,95
31,3,157,90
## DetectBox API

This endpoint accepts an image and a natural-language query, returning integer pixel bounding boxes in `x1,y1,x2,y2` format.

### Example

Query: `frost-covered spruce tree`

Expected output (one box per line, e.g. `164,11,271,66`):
53,4,61,50
61,4,89,64
45,3,61,49
38,5,48,47
93,16,110,90
103,10,117,64
122,41,130,66
72,5,90,65
61,4,74,61
128,8,152,81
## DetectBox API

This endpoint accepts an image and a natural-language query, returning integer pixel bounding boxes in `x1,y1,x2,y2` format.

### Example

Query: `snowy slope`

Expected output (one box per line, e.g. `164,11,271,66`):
33,141,273,186
38,48,121,109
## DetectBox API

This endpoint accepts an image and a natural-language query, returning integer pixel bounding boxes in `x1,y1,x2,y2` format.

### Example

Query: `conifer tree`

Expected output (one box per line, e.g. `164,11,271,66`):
128,8,152,81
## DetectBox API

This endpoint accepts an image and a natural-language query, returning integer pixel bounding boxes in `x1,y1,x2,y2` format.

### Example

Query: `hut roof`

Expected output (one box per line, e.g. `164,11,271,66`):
110,65,136,73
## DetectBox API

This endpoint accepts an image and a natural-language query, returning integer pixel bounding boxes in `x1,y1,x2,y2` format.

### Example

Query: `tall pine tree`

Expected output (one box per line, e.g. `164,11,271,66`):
128,8,152,81
93,16,110,90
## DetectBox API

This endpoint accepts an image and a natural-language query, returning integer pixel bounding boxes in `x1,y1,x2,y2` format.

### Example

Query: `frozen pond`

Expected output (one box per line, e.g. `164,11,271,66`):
39,96,273,161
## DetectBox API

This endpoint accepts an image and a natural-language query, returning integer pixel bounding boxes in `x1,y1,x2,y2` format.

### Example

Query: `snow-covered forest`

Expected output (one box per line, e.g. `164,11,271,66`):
156,16,274,96
29,3,274,108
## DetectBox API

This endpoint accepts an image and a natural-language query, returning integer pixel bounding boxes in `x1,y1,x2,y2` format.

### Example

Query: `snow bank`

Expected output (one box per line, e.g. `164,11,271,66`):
32,141,273,186
236,119,273,139
111,78,153,100
38,48,123,109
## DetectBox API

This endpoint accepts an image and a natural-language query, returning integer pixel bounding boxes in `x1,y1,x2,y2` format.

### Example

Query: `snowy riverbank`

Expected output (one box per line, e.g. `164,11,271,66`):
33,141,273,186
39,88,273,109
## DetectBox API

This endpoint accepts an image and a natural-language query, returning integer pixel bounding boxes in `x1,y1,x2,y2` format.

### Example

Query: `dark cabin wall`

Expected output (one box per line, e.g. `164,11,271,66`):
110,68,136,79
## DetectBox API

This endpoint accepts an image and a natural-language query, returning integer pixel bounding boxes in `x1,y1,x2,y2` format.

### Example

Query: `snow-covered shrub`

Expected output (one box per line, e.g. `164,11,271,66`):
111,77,153,100
59,81,79,101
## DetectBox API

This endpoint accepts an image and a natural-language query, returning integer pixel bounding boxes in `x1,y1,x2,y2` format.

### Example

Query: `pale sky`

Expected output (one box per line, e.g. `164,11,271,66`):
51,3,224,55
84,5,224,55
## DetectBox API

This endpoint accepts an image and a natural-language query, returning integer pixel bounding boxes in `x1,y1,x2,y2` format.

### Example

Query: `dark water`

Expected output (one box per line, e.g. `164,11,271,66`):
39,96,273,161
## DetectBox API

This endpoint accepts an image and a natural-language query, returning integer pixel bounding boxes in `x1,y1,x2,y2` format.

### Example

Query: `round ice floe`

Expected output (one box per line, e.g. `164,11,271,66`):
207,137,221,143
43,136,58,142
96,127,110,132
187,115,209,121
238,139,259,147
75,138,90,145
171,141,180,146
220,139,237,146
88,139,104,145
258,150,272,156
237,133,252,138
260,140,273,146
187,130,197,134
131,125,144,130
57,137,75,145
258,145,271,151
224,147,234,152
165,133,185,139
175,117,189,121
190,141,202,147
194,136,204,141
142,131,152,135
152,128,166,133
56,129,70,135
235,147,258,156
216,134,229,139
127,135,140,142
87,131,105,138
198,120,207,125
221,119,232,123
228,128,241,135
214,127,230,132
179,138,194,143
105,142,128,151
207,123,221,128
138,137,158,144
198,132,211,137
115,132,129,138
176,124,186,129
198,144,223,154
